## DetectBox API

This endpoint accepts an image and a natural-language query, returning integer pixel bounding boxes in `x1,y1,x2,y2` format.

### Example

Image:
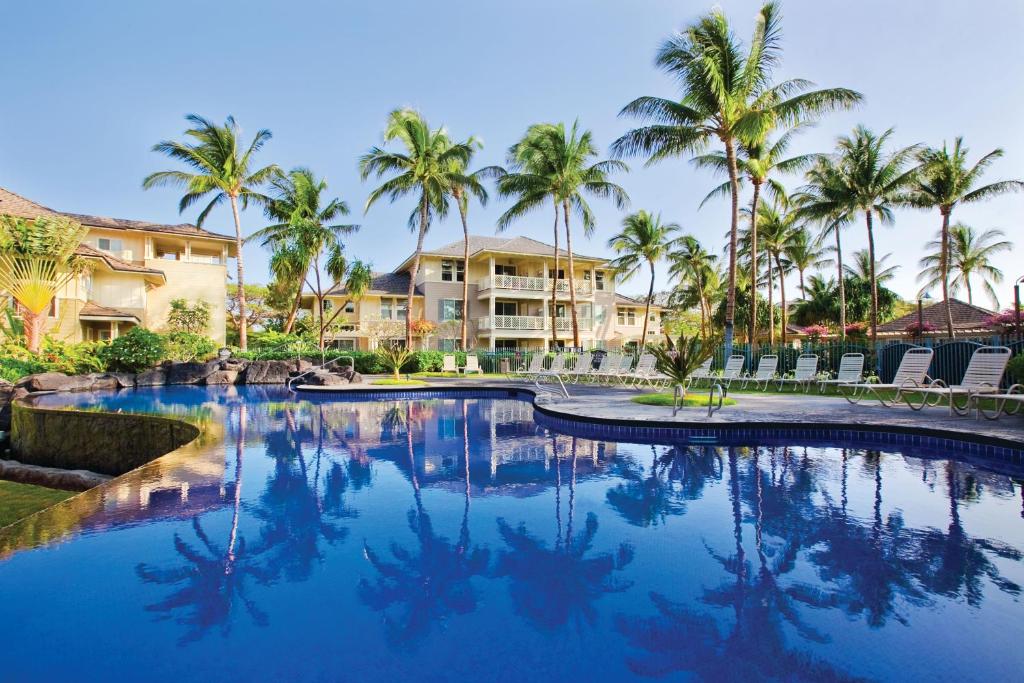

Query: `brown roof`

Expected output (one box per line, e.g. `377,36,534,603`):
876,298,997,334
0,186,235,242
614,292,662,309
324,271,423,298
79,301,140,321
75,243,165,280
394,234,606,271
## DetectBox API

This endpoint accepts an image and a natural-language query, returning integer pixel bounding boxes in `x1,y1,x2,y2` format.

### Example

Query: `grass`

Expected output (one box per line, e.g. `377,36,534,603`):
632,393,737,408
370,378,429,386
410,372,507,379
0,480,75,528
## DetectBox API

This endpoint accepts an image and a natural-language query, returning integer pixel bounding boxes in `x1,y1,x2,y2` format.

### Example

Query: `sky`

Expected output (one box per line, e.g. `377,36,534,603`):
2,0,1022,308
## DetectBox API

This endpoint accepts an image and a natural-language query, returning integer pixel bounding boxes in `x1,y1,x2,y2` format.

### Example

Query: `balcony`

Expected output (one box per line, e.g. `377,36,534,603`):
477,315,594,333
478,274,594,297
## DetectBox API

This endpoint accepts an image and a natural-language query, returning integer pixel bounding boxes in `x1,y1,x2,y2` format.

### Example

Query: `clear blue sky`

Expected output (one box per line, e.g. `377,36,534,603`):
2,0,1022,307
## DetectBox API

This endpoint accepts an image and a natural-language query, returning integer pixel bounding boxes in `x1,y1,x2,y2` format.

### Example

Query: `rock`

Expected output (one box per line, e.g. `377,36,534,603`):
15,372,71,392
205,369,239,385
167,361,220,385
297,359,313,373
220,359,247,372
0,381,14,432
109,372,137,389
0,457,112,491
136,368,167,386
304,370,349,386
349,372,363,384
243,360,294,384
83,373,121,392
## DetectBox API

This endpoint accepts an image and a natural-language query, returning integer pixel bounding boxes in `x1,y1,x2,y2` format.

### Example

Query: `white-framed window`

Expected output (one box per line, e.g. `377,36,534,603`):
440,338,458,352
595,271,605,291
440,299,462,321
548,268,565,279
395,298,408,321
333,339,356,351
494,301,518,316
594,305,606,323
344,301,355,314
97,238,124,253
380,299,393,319
441,260,465,282
618,307,636,326
495,264,517,276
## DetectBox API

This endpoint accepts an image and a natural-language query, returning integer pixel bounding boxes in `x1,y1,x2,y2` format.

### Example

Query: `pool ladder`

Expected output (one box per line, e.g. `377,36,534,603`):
533,371,570,399
672,382,725,418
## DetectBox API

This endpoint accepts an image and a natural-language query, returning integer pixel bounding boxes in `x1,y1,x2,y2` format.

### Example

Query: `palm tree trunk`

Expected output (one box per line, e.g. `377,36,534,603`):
550,197,560,347
723,138,741,357
563,201,581,349
641,260,654,345
835,226,847,340
407,195,430,348
748,181,761,347
777,254,788,346
767,255,775,345
21,306,44,354
227,404,246,568
965,278,973,306
940,210,955,339
458,196,470,351
229,194,248,350
865,210,879,348
283,284,304,335
799,269,806,300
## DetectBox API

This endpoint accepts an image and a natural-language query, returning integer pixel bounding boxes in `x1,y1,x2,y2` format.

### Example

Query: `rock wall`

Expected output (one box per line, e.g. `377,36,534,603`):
11,400,200,476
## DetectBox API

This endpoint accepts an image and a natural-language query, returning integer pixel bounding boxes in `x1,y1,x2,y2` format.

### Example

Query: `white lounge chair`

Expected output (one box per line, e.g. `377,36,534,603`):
776,354,819,392
975,383,1024,420
841,347,934,406
623,353,670,388
817,353,865,393
561,352,594,384
742,354,778,391
546,352,568,377
463,355,482,376
508,353,545,381
719,355,746,388
585,352,620,383
442,354,458,374
597,354,635,384
904,346,1011,415
688,357,715,387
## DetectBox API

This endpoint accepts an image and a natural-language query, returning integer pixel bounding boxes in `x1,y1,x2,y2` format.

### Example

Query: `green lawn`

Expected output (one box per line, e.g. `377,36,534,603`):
632,393,737,408
370,378,429,386
410,372,507,379
0,481,75,528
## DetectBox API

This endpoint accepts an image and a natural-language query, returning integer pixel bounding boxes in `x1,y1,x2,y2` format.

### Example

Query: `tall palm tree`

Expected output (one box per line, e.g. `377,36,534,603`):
360,109,475,347
143,114,280,350
668,236,720,340
694,126,819,343
909,138,1023,337
918,224,1012,307
250,168,358,336
757,200,798,344
446,140,492,350
782,226,826,300
499,122,629,348
608,211,680,344
796,126,919,347
845,249,899,284
612,2,861,357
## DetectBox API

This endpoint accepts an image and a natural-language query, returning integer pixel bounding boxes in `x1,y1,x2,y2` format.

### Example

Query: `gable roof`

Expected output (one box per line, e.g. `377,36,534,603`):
79,301,141,322
394,234,606,272
876,298,997,334
322,271,423,298
75,243,166,283
0,186,235,243
614,292,662,309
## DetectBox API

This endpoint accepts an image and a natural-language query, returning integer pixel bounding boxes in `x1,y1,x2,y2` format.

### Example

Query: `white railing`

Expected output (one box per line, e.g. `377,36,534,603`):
477,315,593,332
479,275,594,296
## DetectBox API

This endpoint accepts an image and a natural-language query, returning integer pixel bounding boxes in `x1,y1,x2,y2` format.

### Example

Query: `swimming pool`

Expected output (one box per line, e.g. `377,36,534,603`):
2,386,1022,681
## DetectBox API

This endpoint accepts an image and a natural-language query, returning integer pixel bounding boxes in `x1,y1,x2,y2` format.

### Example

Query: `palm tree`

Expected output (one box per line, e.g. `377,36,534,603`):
668,236,720,340
143,114,280,350
250,168,358,336
607,211,680,344
360,109,475,347
694,126,819,343
612,2,861,357
446,140,492,350
756,200,798,344
499,122,629,348
909,138,1023,337
796,126,920,347
782,226,826,299
918,224,1012,307
845,249,899,284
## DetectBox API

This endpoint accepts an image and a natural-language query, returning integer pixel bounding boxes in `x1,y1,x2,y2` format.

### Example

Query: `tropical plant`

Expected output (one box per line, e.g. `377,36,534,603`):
376,340,415,379
795,126,920,346
226,284,277,342
782,226,826,299
498,121,628,347
143,114,280,350
909,138,1023,337
166,298,211,335
650,333,718,387
99,327,167,372
754,199,799,343
360,109,475,347
612,2,861,356
790,274,837,326
918,224,1012,308
844,248,899,284
802,324,829,341
608,211,679,344
0,215,89,353
251,168,359,336
667,235,721,340
165,331,217,362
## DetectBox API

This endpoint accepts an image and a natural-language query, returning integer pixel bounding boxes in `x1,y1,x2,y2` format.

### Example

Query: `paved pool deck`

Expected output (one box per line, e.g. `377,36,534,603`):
297,378,1024,449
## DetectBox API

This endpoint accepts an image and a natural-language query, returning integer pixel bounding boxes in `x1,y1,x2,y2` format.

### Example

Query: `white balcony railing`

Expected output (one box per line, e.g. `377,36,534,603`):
477,315,594,332
479,275,594,296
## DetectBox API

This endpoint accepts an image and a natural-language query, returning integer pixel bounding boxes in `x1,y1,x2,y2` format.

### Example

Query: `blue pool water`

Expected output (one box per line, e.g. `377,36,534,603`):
2,386,1023,681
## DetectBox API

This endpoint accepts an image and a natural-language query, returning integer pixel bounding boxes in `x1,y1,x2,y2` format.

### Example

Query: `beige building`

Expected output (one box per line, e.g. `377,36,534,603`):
1,187,235,344
305,235,661,351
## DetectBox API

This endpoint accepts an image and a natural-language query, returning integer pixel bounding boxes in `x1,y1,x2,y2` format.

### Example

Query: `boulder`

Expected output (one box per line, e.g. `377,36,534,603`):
108,372,137,389
167,361,220,385
243,360,294,384
136,368,168,387
297,359,313,373
205,369,239,385
15,372,97,393
0,382,16,432
82,373,121,392
220,358,248,373
304,370,349,386
349,372,364,384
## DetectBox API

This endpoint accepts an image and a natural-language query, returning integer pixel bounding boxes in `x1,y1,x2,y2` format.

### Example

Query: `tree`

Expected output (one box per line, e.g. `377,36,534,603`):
909,138,1023,337
613,2,861,357
918,224,1012,308
167,298,211,334
608,211,680,345
499,122,628,347
796,127,919,347
0,215,88,353
668,236,720,340
360,109,475,347
845,249,899,284
251,168,359,339
756,200,799,344
227,284,276,340
143,114,280,351
782,226,826,300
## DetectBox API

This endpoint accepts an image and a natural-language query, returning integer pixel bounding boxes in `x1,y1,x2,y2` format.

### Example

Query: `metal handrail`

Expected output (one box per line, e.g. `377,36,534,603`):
286,355,355,393
534,371,570,398
707,383,725,417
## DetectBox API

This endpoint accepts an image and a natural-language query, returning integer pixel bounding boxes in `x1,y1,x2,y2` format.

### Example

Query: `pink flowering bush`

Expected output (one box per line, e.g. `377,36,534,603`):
904,321,937,336
844,322,868,339
802,324,830,342
987,310,1021,332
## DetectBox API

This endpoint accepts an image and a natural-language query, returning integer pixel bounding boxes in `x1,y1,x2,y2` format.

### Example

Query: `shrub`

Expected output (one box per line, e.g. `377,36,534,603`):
844,322,868,339
651,334,717,386
165,332,217,362
167,298,211,334
100,327,167,372
802,324,830,342
904,321,937,336
0,352,46,382
376,342,415,379
1008,355,1024,384
38,338,106,375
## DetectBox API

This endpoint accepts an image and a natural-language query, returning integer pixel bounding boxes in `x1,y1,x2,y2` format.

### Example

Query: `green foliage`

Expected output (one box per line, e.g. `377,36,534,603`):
650,333,718,386
0,353,46,382
1007,355,1024,384
370,378,428,386
376,342,415,379
0,337,104,381
631,393,736,407
164,332,217,362
167,299,211,334
99,327,168,372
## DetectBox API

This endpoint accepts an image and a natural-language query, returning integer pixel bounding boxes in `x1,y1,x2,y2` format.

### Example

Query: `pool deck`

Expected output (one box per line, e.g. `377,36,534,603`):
297,379,1024,449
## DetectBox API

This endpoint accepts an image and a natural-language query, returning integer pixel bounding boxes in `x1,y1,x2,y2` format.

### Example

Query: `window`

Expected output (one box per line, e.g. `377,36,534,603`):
380,299,393,319
494,264,517,276
494,301,518,316
440,299,462,321
332,339,355,351
618,307,636,325
97,238,124,253
594,305,606,323
548,268,565,279
495,339,518,350
344,301,355,314
595,271,605,291
47,297,58,319
323,300,333,312
441,259,465,282
395,299,408,321
440,338,458,352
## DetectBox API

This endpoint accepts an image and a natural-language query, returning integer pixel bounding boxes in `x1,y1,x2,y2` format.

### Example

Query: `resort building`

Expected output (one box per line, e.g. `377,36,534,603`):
304,235,662,351
876,298,999,339
0,187,235,344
